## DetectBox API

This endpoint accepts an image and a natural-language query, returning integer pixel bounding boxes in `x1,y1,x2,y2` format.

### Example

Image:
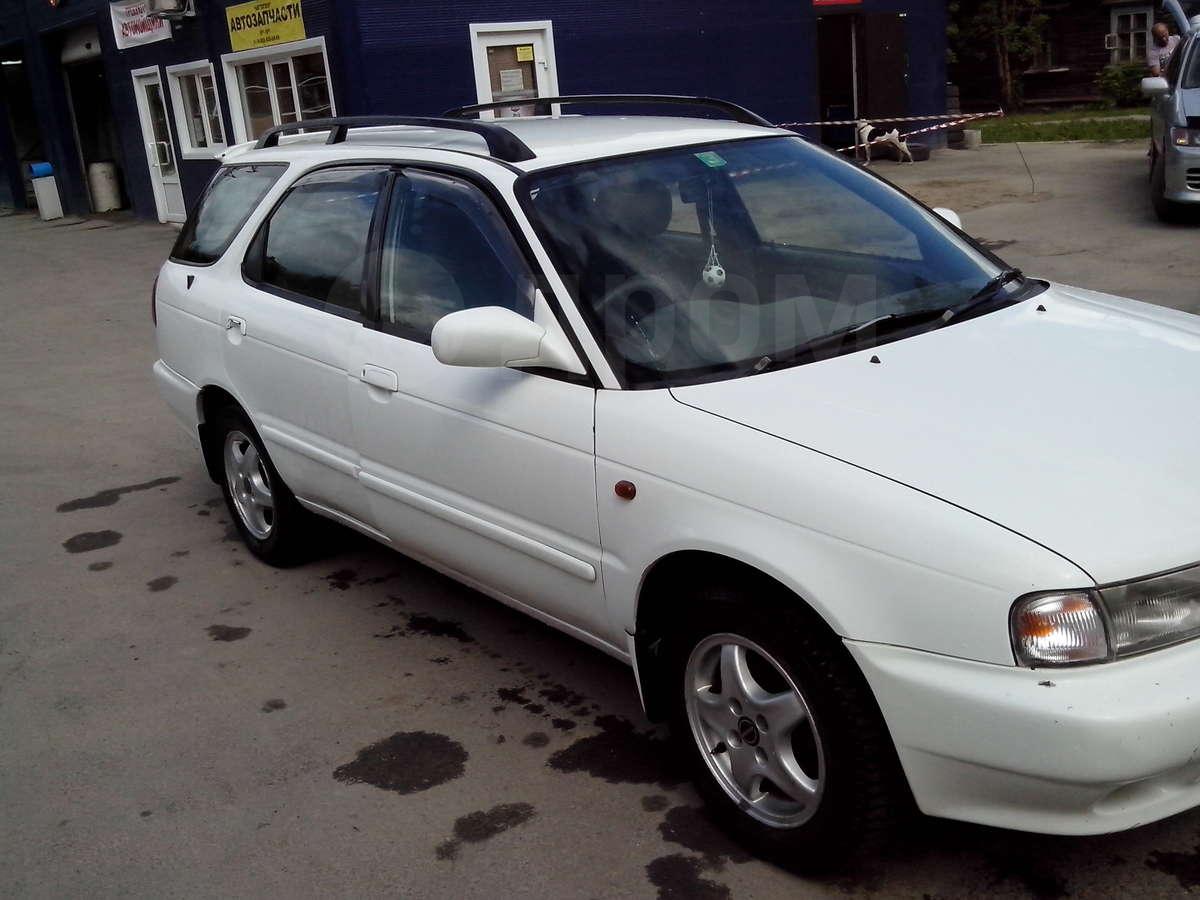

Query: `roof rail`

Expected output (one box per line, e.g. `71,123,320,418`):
443,94,775,128
253,116,537,162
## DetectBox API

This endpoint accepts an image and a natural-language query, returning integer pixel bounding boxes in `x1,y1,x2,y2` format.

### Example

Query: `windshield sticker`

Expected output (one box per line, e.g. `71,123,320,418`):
694,151,727,168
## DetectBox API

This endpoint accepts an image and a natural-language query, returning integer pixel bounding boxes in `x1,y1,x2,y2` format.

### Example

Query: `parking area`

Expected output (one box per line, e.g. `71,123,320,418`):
3,141,1200,899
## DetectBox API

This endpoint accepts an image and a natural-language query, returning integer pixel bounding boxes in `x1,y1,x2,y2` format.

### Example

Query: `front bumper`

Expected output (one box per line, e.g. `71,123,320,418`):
1164,143,1200,203
849,638,1200,835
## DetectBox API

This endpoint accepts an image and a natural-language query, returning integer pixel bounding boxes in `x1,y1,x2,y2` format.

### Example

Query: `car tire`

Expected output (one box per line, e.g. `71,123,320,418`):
666,581,907,869
214,407,316,567
1151,147,1187,223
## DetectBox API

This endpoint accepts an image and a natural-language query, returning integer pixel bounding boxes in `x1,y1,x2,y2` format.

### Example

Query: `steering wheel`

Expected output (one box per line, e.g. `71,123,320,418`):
592,275,676,364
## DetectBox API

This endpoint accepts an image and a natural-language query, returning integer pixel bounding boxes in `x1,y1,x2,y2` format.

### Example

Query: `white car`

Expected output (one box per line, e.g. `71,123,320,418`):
154,96,1200,865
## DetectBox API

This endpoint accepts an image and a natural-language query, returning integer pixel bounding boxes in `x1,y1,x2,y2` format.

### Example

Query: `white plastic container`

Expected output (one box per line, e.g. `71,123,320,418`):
31,175,63,221
87,162,121,212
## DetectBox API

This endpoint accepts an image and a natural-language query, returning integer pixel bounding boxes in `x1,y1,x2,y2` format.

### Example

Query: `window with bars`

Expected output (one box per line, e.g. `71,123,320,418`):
167,62,225,155
234,50,332,140
1111,6,1152,64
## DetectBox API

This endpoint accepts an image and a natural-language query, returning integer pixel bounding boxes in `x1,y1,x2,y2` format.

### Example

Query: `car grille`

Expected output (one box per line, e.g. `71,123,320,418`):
1188,168,1200,191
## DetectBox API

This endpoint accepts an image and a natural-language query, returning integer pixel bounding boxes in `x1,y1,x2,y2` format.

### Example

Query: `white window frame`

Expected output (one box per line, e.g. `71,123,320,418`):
1110,5,1153,64
165,59,226,159
468,20,559,118
219,36,335,145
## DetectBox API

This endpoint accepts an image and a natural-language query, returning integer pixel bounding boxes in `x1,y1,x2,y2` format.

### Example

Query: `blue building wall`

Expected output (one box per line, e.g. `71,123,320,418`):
347,0,945,126
0,0,945,220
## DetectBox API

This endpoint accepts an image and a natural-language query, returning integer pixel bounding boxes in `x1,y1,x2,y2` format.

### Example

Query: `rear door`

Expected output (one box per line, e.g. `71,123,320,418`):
225,164,388,527
347,169,612,644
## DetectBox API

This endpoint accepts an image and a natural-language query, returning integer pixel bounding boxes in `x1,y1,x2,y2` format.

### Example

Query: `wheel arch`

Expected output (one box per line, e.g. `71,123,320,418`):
633,549,843,722
196,384,248,484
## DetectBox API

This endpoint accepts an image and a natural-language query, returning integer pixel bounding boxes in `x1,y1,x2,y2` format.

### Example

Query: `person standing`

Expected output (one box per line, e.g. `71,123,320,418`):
1148,22,1181,77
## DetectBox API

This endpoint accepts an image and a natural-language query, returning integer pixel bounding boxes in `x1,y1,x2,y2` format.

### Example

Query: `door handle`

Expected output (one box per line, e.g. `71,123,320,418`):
226,315,246,335
361,364,399,392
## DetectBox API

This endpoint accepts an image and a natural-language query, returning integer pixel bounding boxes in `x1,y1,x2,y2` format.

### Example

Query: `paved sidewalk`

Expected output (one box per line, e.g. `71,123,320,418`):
2,144,1200,899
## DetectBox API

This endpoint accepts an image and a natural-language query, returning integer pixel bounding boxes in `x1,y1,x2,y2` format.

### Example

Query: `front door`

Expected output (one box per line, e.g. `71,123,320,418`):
348,168,609,643
470,23,558,117
131,68,186,223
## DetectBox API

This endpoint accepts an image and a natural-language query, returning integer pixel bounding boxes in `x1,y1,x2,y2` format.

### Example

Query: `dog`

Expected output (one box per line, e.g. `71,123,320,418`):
855,120,914,165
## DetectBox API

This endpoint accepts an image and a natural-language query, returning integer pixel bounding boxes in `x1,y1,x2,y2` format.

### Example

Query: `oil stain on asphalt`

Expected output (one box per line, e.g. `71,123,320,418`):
87,561,113,572
435,802,536,860
642,806,750,899
56,476,180,512
1147,842,1200,890
646,854,731,900
547,715,684,787
261,699,287,713
206,624,251,642
147,576,177,592
333,731,467,794
63,530,122,553
658,806,751,868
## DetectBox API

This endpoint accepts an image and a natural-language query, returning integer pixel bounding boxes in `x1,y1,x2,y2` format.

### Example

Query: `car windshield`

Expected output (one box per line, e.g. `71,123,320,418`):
1184,37,1200,89
522,135,1013,388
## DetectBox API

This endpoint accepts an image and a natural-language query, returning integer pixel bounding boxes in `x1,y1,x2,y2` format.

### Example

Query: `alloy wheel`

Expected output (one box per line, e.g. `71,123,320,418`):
684,632,825,828
223,430,274,540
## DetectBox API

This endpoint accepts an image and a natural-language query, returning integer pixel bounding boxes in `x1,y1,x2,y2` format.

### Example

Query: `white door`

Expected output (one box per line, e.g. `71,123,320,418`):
131,68,186,223
469,22,558,117
348,169,611,644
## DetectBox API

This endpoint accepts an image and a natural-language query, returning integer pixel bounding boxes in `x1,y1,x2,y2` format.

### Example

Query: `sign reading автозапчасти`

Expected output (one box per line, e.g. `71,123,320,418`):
226,0,306,52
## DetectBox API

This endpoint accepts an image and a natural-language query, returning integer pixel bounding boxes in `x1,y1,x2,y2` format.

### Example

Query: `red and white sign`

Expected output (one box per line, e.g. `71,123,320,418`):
110,0,172,50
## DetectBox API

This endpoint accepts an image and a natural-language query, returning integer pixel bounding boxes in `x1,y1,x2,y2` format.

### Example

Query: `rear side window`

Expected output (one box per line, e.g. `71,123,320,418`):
244,166,388,316
171,164,285,264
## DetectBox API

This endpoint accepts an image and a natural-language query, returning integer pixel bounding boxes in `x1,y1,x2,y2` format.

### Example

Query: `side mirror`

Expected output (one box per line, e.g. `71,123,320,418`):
1142,76,1170,96
431,306,580,373
933,207,963,230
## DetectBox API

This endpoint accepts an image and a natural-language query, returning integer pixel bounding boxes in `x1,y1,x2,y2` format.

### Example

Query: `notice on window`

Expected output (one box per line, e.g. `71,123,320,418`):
110,0,171,51
498,69,526,94
515,45,535,62
226,0,306,52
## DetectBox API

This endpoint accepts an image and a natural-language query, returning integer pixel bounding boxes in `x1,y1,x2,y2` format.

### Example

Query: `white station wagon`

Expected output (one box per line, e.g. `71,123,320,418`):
154,95,1200,864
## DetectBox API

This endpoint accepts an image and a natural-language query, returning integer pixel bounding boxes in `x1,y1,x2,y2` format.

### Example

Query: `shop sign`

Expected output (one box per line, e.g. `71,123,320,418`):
110,0,172,50
226,0,306,52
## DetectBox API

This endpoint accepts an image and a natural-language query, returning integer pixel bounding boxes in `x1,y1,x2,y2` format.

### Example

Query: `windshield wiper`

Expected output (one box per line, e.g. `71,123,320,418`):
943,267,1024,325
740,307,949,376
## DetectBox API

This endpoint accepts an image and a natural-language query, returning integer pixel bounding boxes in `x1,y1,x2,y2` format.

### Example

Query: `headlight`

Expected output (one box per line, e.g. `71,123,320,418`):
1170,127,1200,147
1010,591,1110,666
1101,566,1200,656
1011,566,1200,666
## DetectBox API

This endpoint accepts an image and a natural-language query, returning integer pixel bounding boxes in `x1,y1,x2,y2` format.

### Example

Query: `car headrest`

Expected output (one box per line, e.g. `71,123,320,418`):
594,178,673,239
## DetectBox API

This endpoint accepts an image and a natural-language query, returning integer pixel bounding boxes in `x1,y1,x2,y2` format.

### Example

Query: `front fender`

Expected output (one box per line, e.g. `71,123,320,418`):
596,389,1090,666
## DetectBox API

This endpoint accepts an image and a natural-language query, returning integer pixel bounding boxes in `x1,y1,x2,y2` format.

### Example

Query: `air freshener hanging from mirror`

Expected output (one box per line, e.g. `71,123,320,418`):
701,181,726,288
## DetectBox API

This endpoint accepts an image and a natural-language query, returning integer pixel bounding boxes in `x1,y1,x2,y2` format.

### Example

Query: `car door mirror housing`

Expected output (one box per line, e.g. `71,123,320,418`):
432,306,580,373
933,207,963,230
1142,76,1170,97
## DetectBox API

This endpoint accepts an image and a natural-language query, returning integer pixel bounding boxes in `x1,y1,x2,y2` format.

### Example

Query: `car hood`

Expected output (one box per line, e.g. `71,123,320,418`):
670,283,1200,585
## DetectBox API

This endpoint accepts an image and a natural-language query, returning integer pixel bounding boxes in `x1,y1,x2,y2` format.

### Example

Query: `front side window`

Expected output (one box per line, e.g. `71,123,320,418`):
172,164,285,265
379,171,535,343
170,65,225,153
235,50,332,140
523,136,1010,388
246,166,387,315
